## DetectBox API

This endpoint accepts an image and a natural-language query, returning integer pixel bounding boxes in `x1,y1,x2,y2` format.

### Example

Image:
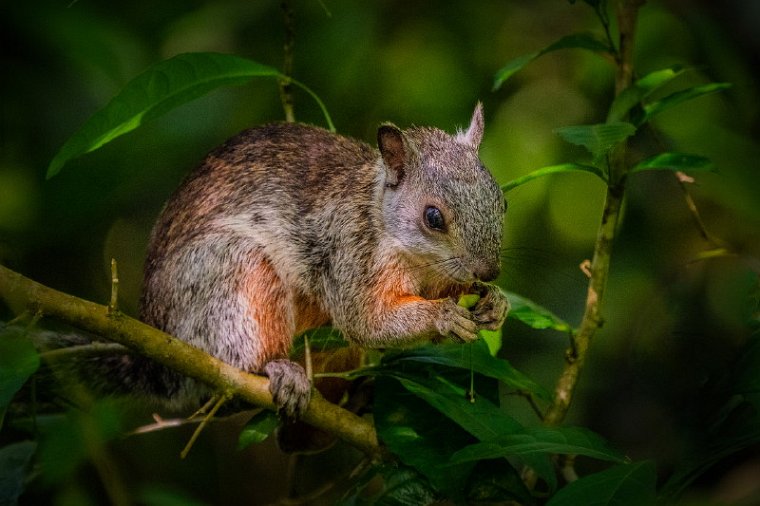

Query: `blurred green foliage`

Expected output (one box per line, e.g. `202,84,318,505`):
1,0,759,504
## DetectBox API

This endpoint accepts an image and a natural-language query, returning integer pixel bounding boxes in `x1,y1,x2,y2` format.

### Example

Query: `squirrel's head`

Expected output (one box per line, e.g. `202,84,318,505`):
378,103,505,285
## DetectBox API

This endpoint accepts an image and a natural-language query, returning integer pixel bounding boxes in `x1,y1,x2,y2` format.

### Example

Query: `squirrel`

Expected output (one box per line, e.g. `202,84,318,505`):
134,103,509,418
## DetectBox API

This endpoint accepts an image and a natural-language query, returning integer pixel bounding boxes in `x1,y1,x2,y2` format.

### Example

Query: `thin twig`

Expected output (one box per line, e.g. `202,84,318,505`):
279,0,296,123
189,394,221,420
675,176,724,248
524,392,545,420
41,342,128,360
108,258,119,315
7,310,32,327
594,2,617,56
303,332,313,381
129,414,199,435
81,410,132,506
180,392,230,459
560,454,579,483
647,125,727,251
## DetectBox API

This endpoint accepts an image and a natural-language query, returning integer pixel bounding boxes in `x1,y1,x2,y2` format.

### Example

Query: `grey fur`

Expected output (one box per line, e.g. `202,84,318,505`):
138,103,509,415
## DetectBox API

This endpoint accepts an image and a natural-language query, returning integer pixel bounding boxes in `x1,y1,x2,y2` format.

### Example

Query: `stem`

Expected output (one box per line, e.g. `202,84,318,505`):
290,78,336,132
180,392,230,459
41,342,128,360
614,0,644,95
109,258,119,315
542,0,645,428
543,185,624,426
594,2,617,56
279,0,296,123
81,411,132,506
304,332,313,381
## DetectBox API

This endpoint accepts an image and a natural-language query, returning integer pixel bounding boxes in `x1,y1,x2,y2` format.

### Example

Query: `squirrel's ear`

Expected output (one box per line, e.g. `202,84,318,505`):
378,124,406,187
457,102,484,148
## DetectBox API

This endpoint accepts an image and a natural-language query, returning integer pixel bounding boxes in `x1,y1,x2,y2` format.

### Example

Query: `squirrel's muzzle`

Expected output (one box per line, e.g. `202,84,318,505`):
474,262,501,283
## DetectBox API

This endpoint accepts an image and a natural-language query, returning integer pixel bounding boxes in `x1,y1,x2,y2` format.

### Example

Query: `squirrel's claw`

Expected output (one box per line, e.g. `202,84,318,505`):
264,359,312,418
471,283,510,331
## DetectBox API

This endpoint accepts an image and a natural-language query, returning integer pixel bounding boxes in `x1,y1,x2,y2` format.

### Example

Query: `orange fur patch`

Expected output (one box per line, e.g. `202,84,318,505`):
242,255,294,363
373,258,420,306
293,291,330,335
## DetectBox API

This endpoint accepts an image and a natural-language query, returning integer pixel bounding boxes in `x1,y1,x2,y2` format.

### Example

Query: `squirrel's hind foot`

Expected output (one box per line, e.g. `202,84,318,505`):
264,359,312,418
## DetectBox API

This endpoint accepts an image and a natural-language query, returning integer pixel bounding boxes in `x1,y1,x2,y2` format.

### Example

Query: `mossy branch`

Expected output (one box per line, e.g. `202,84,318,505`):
0,263,381,459
542,0,646,428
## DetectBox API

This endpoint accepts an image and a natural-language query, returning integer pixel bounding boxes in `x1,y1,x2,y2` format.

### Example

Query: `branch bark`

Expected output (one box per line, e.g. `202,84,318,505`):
542,0,645,428
0,263,381,459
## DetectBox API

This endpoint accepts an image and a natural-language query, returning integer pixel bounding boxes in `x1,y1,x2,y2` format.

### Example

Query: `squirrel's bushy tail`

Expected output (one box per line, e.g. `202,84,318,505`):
22,326,197,408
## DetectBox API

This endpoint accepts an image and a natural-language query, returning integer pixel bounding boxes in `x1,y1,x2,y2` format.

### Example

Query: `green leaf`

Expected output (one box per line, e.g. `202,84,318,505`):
479,327,502,356
237,410,279,450
0,329,40,409
465,459,534,506
393,374,523,439
374,376,477,499
493,33,612,91
47,52,334,178
450,426,628,465
607,65,686,123
501,163,606,192
505,292,573,333
0,441,37,506
630,152,715,175
546,461,657,506
493,53,539,91
291,326,348,357
386,340,551,402
373,465,439,506
386,373,557,490
554,122,637,161
642,82,731,124
635,65,685,91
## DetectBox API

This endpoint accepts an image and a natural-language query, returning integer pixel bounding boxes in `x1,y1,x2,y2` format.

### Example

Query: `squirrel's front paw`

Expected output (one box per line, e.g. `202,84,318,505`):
436,300,479,343
263,359,311,418
471,283,510,331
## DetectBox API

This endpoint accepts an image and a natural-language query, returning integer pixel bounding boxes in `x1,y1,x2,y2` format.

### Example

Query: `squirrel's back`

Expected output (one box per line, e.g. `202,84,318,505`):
144,123,379,277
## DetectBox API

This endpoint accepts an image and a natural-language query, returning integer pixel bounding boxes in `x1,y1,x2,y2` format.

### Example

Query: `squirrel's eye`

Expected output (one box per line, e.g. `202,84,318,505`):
424,206,445,231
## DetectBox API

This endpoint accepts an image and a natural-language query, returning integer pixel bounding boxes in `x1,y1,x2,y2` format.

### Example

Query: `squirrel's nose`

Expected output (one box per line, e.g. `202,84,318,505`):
474,262,500,282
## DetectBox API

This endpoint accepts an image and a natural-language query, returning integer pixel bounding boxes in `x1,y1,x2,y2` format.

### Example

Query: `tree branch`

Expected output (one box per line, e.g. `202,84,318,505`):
542,0,645,428
0,263,381,459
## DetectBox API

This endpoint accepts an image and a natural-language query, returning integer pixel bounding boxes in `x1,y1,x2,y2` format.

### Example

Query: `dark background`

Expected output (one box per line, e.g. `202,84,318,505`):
2,0,759,503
